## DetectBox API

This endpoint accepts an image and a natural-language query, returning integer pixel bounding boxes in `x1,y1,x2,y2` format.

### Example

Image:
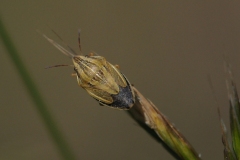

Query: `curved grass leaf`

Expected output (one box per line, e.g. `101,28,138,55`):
0,16,76,160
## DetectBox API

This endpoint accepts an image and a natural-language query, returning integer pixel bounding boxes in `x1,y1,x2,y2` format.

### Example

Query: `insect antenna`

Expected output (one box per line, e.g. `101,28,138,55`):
78,29,82,54
45,64,74,69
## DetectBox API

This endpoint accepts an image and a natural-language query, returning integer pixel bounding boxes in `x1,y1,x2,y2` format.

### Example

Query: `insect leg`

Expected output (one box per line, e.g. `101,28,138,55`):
115,64,120,69
88,52,94,57
71,73,77,77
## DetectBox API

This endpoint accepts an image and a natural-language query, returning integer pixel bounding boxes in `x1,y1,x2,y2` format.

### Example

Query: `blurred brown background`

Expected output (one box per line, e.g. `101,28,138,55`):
1,1,240,160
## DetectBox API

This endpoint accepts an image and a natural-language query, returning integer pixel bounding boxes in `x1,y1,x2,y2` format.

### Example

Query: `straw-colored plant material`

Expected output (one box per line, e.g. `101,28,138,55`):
128,86,201,160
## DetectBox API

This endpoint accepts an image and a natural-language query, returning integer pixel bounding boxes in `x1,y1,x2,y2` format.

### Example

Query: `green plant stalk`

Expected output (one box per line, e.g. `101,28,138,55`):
229,83,240,159
129,87,201,160
218,110,237,160
230,105,240,159
222,63,239,160
0,17,75,160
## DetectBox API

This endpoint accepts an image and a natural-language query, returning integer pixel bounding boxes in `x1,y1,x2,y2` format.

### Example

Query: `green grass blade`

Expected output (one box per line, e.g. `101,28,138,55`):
229,81,240,159
218,108,237,160
0,17,76,160
223,63,240,160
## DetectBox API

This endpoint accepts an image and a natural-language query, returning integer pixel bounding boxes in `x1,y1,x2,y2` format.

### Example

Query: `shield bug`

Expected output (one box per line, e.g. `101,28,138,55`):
40,30,135,110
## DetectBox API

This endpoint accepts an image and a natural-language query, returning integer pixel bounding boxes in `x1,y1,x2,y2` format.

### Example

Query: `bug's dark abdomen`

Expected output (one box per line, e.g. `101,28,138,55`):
95,73,135,110
96,77,135,110
110,84,135,109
